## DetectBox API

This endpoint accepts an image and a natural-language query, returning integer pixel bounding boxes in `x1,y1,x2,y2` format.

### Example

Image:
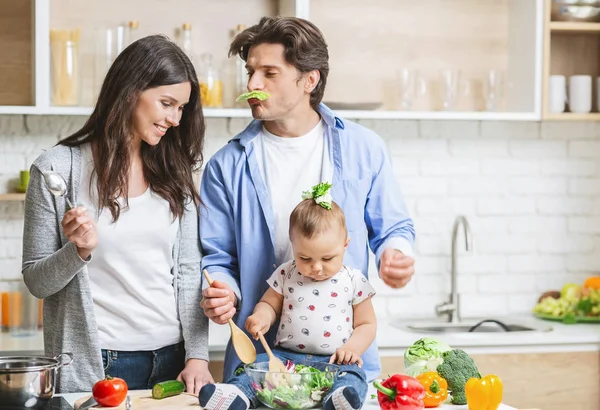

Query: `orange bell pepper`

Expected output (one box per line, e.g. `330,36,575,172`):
465,374,503,410
416,372,448,408
584,276,600,290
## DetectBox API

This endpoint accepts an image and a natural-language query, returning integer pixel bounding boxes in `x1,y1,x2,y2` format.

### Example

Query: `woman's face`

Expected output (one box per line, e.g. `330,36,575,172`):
131,82,191,146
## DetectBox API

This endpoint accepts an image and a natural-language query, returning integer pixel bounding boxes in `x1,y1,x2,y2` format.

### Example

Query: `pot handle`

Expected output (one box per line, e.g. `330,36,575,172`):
54,352,74,369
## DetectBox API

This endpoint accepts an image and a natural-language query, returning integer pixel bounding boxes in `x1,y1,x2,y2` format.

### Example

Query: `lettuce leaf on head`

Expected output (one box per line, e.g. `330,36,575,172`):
236,90,270,102
404,337,452,377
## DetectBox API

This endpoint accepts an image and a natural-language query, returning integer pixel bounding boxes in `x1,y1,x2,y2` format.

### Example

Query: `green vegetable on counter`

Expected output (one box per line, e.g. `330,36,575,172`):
436,349,481,405
403,337,452,377
236,90,270,102
152,380,185,399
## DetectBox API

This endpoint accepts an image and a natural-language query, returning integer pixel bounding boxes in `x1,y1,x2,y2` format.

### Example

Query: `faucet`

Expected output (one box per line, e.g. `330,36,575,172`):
436,215,473,323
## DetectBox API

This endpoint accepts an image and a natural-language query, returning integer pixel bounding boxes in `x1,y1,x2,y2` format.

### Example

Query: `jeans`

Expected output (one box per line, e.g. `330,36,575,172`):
226,348,368,409
101,341,185,390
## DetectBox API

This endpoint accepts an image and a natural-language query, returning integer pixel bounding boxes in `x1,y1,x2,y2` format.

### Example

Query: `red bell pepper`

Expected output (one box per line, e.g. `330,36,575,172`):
373,374,426,410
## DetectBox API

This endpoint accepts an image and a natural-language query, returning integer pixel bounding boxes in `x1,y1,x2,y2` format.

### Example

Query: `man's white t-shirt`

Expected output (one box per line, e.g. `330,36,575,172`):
78,144,182,351
267,260,376,355
253,120,333,266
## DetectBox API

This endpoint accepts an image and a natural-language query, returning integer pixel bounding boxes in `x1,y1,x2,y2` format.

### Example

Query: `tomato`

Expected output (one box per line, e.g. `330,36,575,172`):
92,376,128,407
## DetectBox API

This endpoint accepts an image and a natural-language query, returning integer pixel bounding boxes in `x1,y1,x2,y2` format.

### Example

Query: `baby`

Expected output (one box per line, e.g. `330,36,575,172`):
199,183,377,410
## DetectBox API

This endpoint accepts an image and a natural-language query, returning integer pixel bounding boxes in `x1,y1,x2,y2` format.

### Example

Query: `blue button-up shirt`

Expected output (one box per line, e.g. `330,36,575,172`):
200,103,415,381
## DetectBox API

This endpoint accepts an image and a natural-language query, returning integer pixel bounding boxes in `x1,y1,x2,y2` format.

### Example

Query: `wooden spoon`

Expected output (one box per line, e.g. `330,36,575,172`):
257,331,287,372
203,270,257,364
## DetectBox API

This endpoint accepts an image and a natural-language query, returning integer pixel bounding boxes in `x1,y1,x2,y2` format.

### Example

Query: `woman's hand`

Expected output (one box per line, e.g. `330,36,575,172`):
61,206,98,260
177,359,214,395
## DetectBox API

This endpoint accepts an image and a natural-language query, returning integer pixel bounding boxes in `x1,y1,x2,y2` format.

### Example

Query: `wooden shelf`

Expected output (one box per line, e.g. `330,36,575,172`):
543,112,600,121
0,193,26,202
549,21,600,34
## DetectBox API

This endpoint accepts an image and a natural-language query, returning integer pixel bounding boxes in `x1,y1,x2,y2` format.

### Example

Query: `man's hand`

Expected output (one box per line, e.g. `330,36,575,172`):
329,347,363,366
177,359,214,395
379,248,415,289
200,280,237,324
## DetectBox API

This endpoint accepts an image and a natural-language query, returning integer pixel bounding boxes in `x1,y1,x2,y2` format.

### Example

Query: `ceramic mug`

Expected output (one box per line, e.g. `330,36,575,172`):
19,170,30,189
568,75,592,114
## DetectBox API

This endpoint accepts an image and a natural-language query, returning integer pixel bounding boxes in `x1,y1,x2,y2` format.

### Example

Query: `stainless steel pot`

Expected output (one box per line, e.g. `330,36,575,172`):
0,353,73,409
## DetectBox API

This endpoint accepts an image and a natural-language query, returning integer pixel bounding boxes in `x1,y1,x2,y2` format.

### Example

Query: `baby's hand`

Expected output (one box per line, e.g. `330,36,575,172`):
245,314,270,339
329,348,363,367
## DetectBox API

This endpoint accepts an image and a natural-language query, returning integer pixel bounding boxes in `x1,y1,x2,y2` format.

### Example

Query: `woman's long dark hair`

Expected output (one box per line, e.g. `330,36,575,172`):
61,34,204,222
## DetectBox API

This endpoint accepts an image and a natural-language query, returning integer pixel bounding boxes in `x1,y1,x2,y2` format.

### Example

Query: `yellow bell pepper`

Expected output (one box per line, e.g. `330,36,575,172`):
416,372,448,408
465,374,503,410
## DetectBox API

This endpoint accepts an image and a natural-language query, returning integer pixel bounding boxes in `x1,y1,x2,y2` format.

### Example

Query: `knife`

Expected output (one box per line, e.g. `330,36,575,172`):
77,396,98,410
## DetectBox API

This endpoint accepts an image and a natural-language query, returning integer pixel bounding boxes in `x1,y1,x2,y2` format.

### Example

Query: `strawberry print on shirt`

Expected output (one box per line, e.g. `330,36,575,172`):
266,260,376,355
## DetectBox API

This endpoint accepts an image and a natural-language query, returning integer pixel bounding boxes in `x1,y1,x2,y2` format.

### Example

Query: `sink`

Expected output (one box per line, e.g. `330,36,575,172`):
393,319,553,334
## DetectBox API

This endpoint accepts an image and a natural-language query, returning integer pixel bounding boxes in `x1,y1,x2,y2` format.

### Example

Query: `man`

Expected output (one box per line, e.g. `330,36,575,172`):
199,15,415,400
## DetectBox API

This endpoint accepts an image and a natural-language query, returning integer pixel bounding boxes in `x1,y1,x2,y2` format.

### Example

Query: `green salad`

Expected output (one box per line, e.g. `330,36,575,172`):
250,363,335,409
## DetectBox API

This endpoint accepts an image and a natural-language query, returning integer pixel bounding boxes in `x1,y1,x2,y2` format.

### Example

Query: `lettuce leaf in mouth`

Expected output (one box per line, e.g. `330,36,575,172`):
236,90,270,102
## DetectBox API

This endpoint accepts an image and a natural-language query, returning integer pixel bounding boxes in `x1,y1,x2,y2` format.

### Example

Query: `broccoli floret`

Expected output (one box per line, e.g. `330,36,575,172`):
436,349,481,405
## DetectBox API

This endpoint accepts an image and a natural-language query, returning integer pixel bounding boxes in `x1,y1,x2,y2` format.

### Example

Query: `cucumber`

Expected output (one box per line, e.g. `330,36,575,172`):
152,380,185,399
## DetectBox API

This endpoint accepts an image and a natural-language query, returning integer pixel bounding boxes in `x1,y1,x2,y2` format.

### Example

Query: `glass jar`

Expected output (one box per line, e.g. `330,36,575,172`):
199,53,223,108
50,29,81,106
0,280,39,336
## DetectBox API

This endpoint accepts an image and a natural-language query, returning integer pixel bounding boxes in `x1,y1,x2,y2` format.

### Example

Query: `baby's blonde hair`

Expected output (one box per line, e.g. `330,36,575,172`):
289,198,347,239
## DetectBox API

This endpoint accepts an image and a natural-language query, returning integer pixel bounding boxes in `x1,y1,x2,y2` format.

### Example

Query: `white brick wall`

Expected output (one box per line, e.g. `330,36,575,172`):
0,116,599,324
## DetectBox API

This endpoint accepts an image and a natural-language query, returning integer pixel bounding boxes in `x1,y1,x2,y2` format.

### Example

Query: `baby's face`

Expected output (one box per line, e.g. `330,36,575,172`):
291,227,349,281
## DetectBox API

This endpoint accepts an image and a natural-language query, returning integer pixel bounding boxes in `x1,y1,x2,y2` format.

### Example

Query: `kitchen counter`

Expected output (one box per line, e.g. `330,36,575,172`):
1,315,599,359
58,389,517,410
375,315,600,357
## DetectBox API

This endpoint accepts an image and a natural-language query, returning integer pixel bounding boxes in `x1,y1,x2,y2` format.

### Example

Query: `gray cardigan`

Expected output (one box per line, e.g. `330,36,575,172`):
21,144,208,393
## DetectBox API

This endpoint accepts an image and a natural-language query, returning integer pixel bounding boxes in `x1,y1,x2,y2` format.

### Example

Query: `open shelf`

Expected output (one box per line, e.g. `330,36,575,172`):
0,194,26,202
543,112,600,121
549,21,600,34
14,106,537,121
542,0,600,120
309,0,542,117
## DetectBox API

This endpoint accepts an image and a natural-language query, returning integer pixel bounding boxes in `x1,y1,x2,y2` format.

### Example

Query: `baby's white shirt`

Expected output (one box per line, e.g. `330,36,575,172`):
267,260,376,355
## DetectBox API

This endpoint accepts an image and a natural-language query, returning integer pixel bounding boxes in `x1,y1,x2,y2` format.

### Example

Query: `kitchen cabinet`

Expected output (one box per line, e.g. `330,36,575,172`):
310,0,542,121
0,0,306,116
1,0,598,122
379,350,600,410
542,0,600,121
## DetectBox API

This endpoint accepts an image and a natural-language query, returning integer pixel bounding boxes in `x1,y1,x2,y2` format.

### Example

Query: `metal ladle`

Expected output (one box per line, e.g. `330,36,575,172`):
41,170,74,208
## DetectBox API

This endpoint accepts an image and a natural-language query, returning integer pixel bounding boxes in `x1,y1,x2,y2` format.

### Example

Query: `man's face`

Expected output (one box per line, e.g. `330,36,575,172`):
245,43,315,121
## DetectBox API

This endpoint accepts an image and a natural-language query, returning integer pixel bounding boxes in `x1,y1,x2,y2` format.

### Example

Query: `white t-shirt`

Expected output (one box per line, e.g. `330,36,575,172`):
253,120,333,266
78,144,182,351
267,260,376,355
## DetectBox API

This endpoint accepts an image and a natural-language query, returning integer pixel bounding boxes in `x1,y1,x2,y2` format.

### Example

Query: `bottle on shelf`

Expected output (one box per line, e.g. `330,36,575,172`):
179,23,194,63
127,20,140,45
234,24,247,107
199,53,223,108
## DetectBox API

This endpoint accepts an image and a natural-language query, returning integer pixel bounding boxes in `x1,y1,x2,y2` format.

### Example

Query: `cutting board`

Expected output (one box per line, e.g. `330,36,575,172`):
74,390,199,409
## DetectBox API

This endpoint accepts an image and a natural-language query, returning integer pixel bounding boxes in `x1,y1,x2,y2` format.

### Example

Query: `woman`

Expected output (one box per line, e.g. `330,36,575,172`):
22,34,212,394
